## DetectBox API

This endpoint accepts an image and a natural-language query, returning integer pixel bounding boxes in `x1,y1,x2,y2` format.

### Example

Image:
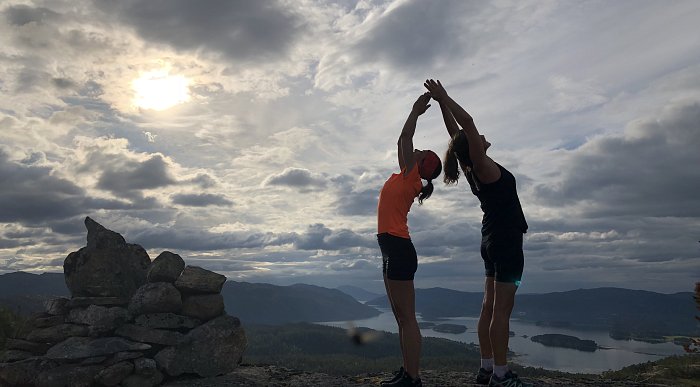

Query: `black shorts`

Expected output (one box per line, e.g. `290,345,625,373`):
481,228,524,284
377,233,417,281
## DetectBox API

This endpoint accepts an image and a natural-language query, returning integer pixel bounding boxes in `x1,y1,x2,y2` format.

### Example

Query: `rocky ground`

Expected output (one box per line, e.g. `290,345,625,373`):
161,364,674,386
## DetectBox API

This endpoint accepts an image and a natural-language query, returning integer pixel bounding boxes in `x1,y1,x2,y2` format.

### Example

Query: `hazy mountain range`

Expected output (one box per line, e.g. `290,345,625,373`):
0,272,696,337
366,287,698,337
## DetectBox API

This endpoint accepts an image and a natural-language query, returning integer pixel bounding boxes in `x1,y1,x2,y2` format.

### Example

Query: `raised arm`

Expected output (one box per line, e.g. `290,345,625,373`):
398,93,431,174
437,98,459,138
424,79,499,183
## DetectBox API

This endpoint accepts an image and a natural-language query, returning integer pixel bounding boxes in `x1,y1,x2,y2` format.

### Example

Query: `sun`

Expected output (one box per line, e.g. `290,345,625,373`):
132,70,190,111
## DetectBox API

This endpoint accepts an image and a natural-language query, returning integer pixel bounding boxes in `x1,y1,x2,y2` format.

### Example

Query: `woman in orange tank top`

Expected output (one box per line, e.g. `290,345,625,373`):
376,93,442,387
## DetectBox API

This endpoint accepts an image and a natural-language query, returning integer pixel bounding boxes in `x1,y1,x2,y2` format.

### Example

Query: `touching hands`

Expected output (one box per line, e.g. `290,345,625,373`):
424,79,448,102
412,92,432,115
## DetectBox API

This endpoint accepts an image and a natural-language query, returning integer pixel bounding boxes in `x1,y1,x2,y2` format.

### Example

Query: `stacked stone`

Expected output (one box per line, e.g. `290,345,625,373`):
0,217,246,386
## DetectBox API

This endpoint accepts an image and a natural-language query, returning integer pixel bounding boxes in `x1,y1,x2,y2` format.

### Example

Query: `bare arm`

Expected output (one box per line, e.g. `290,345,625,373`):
438,100,459,138
398,93,431,174
424,79,500,183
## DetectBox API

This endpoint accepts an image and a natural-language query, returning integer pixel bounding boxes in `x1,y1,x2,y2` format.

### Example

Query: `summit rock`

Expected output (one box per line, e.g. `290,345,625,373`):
64,217,150,298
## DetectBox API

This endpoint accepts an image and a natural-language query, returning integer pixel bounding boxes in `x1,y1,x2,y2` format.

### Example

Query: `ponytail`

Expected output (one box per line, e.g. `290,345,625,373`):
418,180,434,204
443,149,460,185
443,130,472,185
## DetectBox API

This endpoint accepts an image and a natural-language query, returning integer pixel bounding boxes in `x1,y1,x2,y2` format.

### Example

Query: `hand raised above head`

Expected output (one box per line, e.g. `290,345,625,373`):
424,79,448,101
411,92,432,115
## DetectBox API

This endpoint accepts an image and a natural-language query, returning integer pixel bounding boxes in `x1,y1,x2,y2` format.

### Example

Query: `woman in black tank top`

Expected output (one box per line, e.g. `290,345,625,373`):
424,79,528,387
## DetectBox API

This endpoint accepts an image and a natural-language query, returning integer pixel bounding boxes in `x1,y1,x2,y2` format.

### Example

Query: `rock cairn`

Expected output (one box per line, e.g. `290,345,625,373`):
0,217,247,386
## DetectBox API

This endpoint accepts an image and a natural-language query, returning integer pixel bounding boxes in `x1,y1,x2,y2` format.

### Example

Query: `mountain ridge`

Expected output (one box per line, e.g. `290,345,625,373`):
0,272,696,336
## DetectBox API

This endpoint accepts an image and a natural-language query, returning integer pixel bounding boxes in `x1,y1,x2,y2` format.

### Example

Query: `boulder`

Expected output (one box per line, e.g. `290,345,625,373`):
33,315,66,328
64,217,150,298
123,357,164,386
128,282,182,316
81,356,108,365
26,323,89,343
66,296,129,309
5,338,52,355
155,315,246,377
44,297,69,315
181,293,225,321
46,336,151,360
67,305,131,331
147,251,185,283
174,266,226,294
115,324,184,346
0,358,58,386
134,313,201,330
0,350,33,362
103,351,144,366
35,364,103,387
95,361,134,386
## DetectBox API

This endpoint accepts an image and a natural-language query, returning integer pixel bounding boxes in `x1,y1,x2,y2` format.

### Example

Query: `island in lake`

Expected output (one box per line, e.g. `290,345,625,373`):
432,323,467,334
531,333,598,352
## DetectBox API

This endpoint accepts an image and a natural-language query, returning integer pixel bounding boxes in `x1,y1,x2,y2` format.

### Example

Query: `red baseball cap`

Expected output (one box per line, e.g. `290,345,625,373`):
420,150,442,180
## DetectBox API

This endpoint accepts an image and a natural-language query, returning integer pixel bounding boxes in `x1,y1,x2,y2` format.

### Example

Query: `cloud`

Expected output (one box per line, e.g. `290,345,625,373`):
334,188,378,216
350,0,480,73
93,0,304,63
534,100,700,218
549,75,608,113
293,223,373,251
171,193,233,207
143,131,157,143
97,154,177,195
262,167,327,190
0,148,128,225
3,4,60,26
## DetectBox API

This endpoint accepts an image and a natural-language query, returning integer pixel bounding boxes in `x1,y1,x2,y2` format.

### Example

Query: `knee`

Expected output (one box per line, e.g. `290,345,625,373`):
394,309,417,326
492,303,514,319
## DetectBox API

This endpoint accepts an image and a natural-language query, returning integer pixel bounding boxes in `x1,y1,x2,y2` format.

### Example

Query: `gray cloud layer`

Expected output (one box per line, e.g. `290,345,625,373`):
93,0,303,62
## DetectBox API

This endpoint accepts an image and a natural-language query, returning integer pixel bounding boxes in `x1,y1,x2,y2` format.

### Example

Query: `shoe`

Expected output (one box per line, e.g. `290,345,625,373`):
489,370,527,387
476,367,493,385
383,372,422,387
380,366,404,386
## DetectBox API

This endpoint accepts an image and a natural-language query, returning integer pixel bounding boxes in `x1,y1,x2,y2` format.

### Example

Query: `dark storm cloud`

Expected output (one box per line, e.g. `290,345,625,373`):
262,167,326,189
534,101,700,218
0,238,25,249
93,0,303,62
171,193,233,207
351,0,482,72
96,154,177,195
0,151,92,223
0,149,137,240
3,4,60,26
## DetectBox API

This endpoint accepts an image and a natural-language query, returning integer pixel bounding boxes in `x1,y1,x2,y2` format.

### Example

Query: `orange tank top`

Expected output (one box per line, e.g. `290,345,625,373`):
377,164,422,239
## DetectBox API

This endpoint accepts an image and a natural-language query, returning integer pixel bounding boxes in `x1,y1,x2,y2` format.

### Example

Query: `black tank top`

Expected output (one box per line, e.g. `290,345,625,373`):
466,163,528,235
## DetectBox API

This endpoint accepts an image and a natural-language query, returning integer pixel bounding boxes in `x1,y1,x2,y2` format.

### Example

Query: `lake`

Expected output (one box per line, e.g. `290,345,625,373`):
316,308,687,374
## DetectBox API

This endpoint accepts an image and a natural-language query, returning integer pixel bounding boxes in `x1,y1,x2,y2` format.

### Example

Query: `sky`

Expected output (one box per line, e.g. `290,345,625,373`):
1,0,699,294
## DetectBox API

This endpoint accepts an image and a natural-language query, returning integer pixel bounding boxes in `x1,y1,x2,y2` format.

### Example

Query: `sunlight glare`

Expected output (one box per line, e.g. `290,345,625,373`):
132,70,190,111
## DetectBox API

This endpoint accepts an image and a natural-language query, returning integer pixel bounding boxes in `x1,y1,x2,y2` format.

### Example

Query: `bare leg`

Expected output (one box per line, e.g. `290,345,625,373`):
490,281,517,366
477,276,495,359
384,274,405,366
386,278,421,379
